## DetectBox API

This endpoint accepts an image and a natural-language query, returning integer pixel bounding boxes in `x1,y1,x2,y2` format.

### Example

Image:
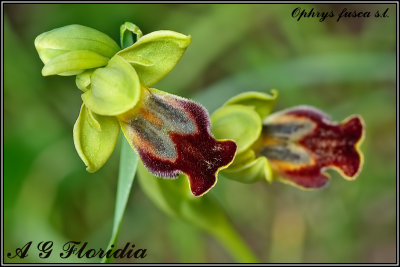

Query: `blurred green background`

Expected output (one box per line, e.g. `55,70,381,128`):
4,3,396,263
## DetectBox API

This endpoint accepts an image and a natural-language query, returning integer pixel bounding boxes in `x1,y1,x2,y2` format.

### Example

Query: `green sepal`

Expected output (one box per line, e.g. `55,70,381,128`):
222,156,273,184
117,30,192,86
34,24,120,64
41,50,109,76
82,55,141,116
228,149,256,169
73,104,120,173
224,90,279,119
211,104,262,154
75,69,94,92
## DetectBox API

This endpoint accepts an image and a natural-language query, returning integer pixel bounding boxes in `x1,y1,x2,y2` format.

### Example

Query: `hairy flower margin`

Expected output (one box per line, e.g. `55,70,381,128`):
211,91,365,189
35,22,237,196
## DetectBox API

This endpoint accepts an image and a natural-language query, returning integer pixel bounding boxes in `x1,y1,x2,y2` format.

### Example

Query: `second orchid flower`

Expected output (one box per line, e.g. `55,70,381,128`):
211,91,365,189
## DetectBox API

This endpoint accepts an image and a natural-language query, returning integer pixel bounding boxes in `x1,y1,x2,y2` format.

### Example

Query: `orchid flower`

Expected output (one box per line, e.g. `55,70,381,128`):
34,22,237,196
211,91,365,188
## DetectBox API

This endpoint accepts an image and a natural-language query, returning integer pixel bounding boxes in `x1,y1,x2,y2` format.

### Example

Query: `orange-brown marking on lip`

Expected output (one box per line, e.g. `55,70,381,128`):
139,108,163,127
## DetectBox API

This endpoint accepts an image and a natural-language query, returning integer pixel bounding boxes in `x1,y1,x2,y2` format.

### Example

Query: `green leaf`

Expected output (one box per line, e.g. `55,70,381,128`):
34,24,120,64
224,90,279,119
211,104,262,154
82,55,142,116
102,136,138,263
117,30,192,86
73,104,119,172
41,50,109,76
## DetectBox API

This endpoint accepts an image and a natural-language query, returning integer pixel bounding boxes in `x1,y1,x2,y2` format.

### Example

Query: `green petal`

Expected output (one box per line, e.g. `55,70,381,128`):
120,22,143,49
41,50,109,76
211,104,261,154
117,30,192,86
224,90,279,119
73,104,120,172
222,156,273,184
82,55,141,116
75,69,94,92
34,24,120,64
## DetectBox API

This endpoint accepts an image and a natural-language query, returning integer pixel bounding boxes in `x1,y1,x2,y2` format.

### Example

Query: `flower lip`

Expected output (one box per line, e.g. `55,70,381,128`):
120,88,237,196
259,105,365,189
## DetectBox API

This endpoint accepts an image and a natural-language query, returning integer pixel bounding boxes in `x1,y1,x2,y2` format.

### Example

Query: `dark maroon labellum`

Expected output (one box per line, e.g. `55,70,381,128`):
120,89,237,196
259,106,364,188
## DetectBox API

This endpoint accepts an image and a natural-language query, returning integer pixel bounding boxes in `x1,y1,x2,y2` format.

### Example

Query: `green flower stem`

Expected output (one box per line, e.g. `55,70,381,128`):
211,221,259,263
